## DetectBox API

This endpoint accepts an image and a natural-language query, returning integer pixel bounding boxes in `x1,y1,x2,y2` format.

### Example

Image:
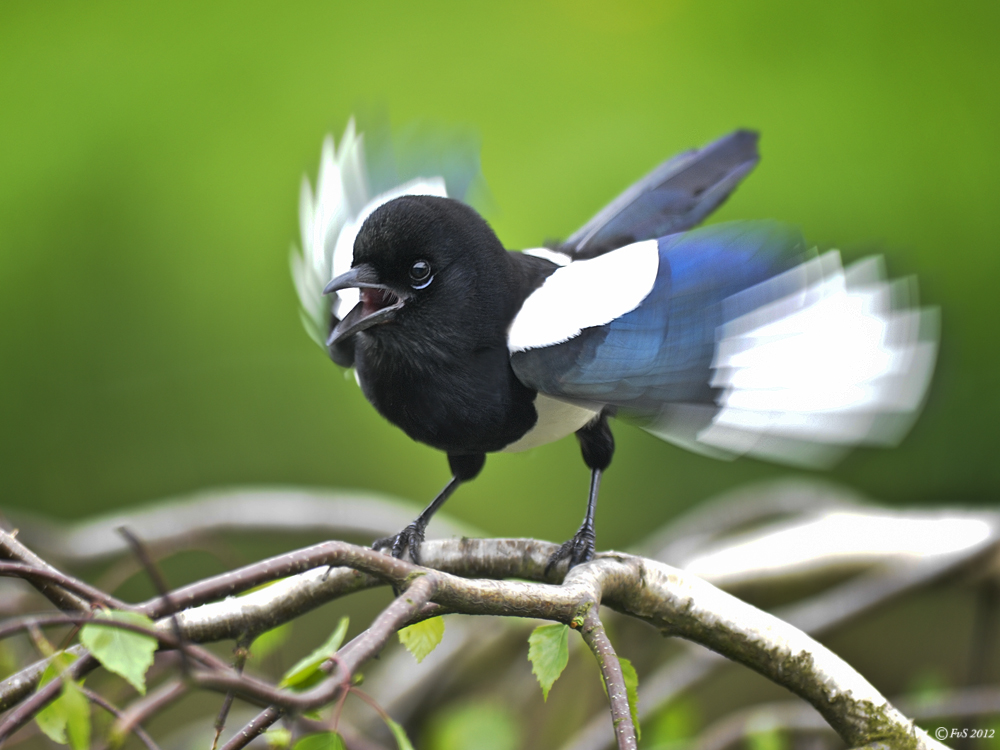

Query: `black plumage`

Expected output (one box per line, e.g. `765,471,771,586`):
318,132,762,569
292,124,936,571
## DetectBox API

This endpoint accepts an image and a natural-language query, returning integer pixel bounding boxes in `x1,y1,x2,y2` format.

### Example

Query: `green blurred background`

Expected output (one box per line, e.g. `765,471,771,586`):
1,0,998,549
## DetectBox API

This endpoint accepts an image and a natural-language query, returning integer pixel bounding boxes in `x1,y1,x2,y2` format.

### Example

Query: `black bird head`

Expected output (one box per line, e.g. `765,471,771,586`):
323,195,515,355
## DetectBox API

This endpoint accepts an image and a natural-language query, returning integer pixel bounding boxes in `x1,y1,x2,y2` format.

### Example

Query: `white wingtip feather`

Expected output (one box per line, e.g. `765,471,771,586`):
292,120,451,344
697,251,939,467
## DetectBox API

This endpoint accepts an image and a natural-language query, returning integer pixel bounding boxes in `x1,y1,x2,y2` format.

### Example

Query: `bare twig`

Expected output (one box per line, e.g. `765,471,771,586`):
0,562,130,611
218,706,283,750
0,530,90,612
578,607,636,750
211,634,252,750
0,653,98,743
79,685,162,750
108,679,188,748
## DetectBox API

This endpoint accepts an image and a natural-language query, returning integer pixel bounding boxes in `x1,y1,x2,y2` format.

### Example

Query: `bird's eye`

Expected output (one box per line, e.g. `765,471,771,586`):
409,260,433,289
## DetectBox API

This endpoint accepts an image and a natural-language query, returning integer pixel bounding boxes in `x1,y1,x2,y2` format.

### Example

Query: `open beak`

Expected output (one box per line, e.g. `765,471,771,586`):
323,264,408,346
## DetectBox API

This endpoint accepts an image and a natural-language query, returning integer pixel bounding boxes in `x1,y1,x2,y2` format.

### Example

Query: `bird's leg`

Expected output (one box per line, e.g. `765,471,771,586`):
547,413,615,574
373,452,485,564
547,469,602,572
373,476,461,564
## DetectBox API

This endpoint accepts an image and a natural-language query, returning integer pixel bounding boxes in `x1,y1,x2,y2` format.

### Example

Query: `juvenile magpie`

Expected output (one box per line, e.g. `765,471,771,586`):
292,121,938,570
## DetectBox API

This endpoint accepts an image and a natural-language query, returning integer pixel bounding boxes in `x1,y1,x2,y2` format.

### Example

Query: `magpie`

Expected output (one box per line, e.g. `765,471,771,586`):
292,121,938,570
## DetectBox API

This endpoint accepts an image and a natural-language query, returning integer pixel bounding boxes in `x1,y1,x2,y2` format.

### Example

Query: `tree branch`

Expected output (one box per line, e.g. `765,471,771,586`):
0,537,956,750
0,530,90,612
578,607,636,750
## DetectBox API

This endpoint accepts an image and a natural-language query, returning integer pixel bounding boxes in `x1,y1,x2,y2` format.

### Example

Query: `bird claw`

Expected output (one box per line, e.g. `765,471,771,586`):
372,522,426,564
545,526,596,576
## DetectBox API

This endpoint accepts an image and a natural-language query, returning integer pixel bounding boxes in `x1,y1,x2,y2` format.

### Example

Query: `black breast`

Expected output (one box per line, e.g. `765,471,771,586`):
356,342,538,454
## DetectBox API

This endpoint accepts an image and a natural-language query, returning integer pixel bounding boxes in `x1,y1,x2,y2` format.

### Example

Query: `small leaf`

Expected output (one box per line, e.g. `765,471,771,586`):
527,623,569,701
619,657,641,741
292,732,346,750
747,727,788,750
61,681,91,750
278,617,349,690
36,697,68,744
427,702,519,750
384,715,416,750
35,653,90,749
80,610,157,695
252,622,292,661
398,616,444,663
263,727,292,749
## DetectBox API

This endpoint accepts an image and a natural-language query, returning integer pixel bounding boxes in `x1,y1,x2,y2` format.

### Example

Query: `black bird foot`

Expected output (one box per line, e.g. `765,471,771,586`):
373,522,427,564
546,525,596,576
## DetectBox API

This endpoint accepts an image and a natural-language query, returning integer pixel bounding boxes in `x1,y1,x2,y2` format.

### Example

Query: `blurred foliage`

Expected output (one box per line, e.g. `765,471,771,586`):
423,701,520,750
1,0,998,551
646,697,701,749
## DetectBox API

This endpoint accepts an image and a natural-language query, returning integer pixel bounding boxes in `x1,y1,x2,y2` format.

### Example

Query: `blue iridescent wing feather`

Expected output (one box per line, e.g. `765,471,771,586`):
511,221,806,415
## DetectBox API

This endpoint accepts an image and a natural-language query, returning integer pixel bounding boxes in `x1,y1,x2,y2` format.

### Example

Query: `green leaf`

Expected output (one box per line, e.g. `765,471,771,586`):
61,680,91,750
747,727,788,750
426,702,519,750
527,623,569,701
397,616,444,663
384,715,416,750
263,727,292,749
278,617,349,690
80,610,157,695
35,653,91,749
648,697,700,745
619,657,641,742
252,622,292,661
292,732,346,750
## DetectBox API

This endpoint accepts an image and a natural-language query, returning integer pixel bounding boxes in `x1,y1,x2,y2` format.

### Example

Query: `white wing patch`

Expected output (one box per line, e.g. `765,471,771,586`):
508,239,660,352
695,251,938,467
291,120,448,345
522,247,571,266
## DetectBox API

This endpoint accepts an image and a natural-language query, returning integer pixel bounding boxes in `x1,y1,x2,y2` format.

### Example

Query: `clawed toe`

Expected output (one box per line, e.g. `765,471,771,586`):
372,523,426,564
545,528,596,576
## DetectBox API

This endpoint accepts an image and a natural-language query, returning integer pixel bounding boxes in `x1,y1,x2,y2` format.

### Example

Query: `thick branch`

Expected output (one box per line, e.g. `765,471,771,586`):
0,538,951,750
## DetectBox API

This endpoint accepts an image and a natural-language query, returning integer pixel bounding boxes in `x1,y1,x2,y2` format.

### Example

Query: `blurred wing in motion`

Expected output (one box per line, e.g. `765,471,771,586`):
511,221,938,468
561,129,760,260
694,252,939,466
291,118,483,366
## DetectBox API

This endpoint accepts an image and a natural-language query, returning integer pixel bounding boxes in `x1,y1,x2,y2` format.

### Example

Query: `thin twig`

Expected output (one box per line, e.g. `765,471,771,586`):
79,685,161,750
218,707,284,750
109,679,188,748
0,614,232,741
211,634,253,750
0,530,90,612
190,575,437,712
118,526,194,682
577,606,636,750
0,562,130,611
0,653,98,743
0,613,231,672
